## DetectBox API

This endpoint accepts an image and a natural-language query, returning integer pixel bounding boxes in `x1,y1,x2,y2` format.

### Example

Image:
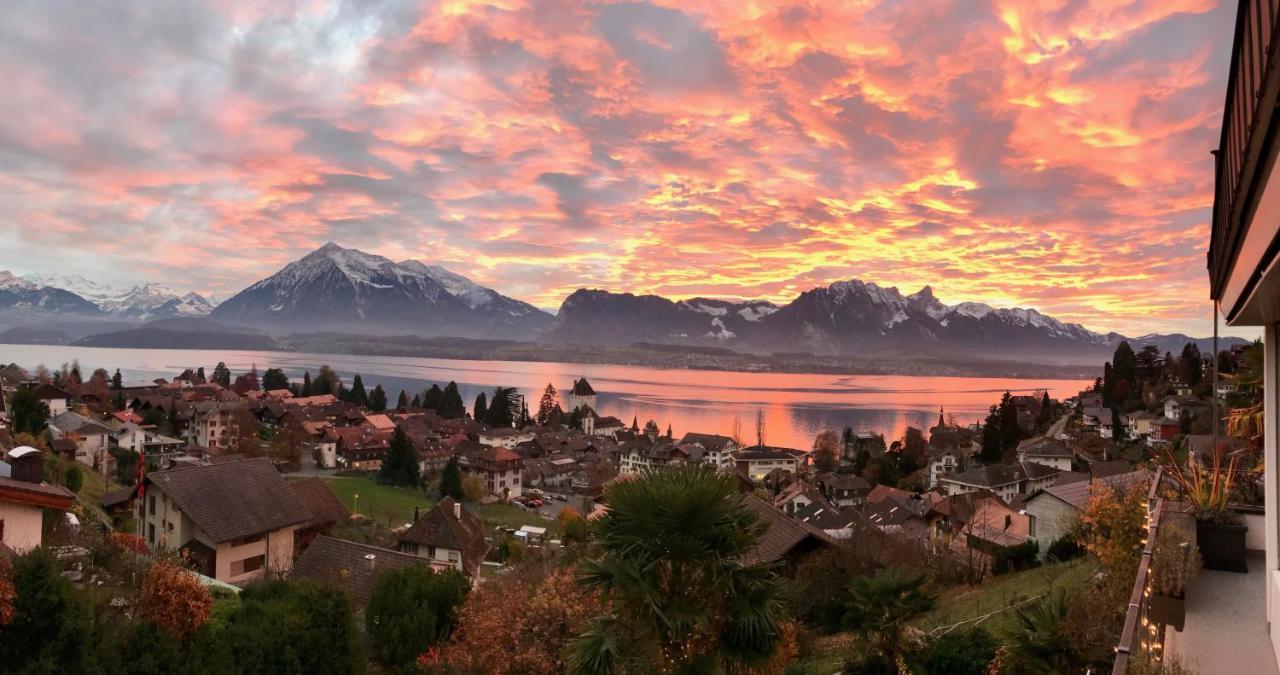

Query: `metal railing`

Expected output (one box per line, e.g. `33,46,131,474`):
1210,0,1280,298
1112,467,1165,674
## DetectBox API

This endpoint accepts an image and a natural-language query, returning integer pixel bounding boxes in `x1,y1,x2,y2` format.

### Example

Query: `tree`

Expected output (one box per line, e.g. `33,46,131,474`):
366,566,469,669
841,568,936,663
379,427,420,487
369,385,388,413
396,390,409,410
233,366,261,395
440,457,464,501
558,507,590,544
1180,343,1204,388
461,475,486,503
114,448,140,486
349,375,369,407
8,387,49,435
1036,391,1053,428
438,382,466,419
812,430,839,473
754,409,767,446
301,371,313,397
110,368,123,390
1003,590,1078,673
214,579,364,675
422,384,443,409
473,392,488,422
484,387,519,428
138,560,213,638
0,557,13,627
313,366,340,396
536,384,558,426
0,548,93,673
262,368,289,392
566,465,784,673
920,628,998,675
211,362,232,388
901,426,928,467
63,466,83,494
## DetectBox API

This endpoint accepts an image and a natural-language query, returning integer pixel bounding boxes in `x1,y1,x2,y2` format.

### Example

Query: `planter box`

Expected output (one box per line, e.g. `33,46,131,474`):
1148,594,1186,631
1197,519,1248,573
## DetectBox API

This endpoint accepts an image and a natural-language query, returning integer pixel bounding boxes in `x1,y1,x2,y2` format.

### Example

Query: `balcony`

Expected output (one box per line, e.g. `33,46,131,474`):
1166,550,1276,674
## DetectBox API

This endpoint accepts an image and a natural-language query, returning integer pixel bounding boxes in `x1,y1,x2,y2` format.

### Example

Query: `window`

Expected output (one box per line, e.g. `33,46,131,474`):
148,523,155,544
149,495,156,515
230,554,265,577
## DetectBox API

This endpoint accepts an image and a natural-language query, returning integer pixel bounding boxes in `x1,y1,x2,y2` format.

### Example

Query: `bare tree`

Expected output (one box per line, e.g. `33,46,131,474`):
731,417,742,447
755,409,767,447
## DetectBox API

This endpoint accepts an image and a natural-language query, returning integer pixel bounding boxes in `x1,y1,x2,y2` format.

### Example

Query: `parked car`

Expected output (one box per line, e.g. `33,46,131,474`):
552,494,568,502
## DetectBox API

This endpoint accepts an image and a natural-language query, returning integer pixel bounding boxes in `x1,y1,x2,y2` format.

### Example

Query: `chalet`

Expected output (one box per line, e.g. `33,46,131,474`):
925,446,964,489
0,447,74,553
739,494,836,567
291,536,428,607
735,446,801,480
1023,470,1148,558
938,461,1061,502
591,414,626,438
47,410,114,475
1163,396,1208,421
619,440,694,474
459,446,523,499
185,401,247,450
140,457,311,584
817,472,871,507
1015,437,1074,472
1124,411,1161,439
866,493,929,544
329,426,393,471
1149,419,1184,447
523,455,579,489
397,497,489,582
678,432,739,470
478,426,535,449
565,378,597,413
792,501,861,540
965,498,1032,555
114,422,185,458
773,480,829,515
27,383,71,415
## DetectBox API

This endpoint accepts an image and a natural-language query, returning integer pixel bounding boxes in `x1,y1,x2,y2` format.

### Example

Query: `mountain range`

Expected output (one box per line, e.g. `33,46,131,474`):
0,243,1241,362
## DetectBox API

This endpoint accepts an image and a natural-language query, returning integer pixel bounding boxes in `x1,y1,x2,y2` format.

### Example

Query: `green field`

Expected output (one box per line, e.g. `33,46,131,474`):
317,477,561,535
913,557,1096,636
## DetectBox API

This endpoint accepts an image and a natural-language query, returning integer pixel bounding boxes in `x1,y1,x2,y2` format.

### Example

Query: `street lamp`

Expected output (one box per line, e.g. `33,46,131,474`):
353,493,360,516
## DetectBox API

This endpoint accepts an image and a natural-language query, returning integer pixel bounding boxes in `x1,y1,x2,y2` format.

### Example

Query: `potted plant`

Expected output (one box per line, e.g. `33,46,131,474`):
1147,519,1200,630
1164,444,1247,572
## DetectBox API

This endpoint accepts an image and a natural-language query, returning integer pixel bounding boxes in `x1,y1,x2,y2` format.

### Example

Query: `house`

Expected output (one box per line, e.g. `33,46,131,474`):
964,498,1032,555
478,427,535,449
114,422,185,458
1163,396,1208,422
397,497,489,581
925,446,964,488
523,455,579,489
792,501,861,540
739,494,836,567
773,480,828,515
139,457,311,585
817,472,871,507
459,446,523,499
938,461,1062,502
865,493,929,546
361,414,396,431
678,432,739,470
1015,437,1074,472
1123,411,1161,439
1149,419,1184,447
291,535,430,608
289,478,351,552
0,447,74,553
619,440,694,474
735,446,801,480
565,378,598,413
591,415,626,438
1023,470,1148,558
47,410,114,475
1081,407,1107,428
27,383,71,415
185,401,247,450
329,426,393,470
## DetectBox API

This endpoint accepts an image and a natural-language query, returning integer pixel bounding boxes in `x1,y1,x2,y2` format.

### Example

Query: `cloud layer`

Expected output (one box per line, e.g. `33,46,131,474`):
0,0,1234,335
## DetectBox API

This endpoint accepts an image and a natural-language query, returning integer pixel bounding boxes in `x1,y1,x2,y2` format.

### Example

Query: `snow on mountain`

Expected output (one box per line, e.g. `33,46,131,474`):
0,270,35,291
397,259,495,309
23,273,118,304
12,273,214,319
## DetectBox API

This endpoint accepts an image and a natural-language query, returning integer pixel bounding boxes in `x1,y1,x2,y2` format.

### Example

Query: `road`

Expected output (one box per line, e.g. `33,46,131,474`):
1045,414,1070,440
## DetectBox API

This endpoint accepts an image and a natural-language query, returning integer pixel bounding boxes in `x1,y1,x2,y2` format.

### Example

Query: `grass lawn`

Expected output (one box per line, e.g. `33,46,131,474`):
319,476,436,530
318,477,563,536
913,557,1096,636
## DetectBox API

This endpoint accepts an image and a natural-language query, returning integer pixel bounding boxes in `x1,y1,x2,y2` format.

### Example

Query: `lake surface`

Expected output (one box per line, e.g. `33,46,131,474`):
0,344,1093,449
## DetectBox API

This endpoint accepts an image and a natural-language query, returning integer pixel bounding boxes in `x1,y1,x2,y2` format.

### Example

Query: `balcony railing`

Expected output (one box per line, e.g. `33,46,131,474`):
1112,467,1165,674
1209,0,1280,300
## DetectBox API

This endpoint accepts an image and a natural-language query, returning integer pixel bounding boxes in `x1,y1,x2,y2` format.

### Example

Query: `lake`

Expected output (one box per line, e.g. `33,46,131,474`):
0,344,1093,449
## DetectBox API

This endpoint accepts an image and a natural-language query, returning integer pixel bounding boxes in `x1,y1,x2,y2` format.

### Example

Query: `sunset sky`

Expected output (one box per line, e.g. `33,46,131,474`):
0,0,1241,336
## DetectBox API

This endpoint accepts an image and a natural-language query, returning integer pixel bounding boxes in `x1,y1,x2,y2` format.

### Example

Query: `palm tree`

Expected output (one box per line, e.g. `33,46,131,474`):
566,465,783,674
840,567,935,662
1003,590,1077,674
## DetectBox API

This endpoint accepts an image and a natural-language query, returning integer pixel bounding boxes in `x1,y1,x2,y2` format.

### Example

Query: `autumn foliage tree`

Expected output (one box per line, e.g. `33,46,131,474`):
1079,480,1148,580
138,560,214,638
0,556,14,626
442,566,602,675
811,430,840,473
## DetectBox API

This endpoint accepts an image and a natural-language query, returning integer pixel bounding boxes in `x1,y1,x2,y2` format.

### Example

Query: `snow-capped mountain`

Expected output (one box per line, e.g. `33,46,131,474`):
209,242,554,337
546,280,1140,358
0,270,103,315
9,273,214,320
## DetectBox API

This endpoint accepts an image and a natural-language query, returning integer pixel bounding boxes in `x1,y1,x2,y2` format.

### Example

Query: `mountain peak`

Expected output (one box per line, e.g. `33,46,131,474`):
910,285,935,301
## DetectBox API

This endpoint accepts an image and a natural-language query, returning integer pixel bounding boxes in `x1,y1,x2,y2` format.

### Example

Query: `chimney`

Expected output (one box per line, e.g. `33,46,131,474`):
453,501,461,520
364,553,376,571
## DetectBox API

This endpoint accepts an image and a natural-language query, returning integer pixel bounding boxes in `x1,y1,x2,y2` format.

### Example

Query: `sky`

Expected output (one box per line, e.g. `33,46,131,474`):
0,0,1243,337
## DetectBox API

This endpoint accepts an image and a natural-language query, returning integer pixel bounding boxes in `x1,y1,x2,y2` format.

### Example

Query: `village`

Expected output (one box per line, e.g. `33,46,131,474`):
0,335,1256,672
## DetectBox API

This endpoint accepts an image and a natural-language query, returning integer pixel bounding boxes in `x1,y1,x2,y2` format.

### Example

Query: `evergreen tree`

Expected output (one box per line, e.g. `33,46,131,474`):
473,392,487,421
1111,408,1126,443
349,375,368,407
366,566,469,669
379,427,419,487
439,457,464,500
1101,362,1114,408
8,388,49,435
313,365,339,396
262,368,290,392
110,368,123,390
422,384,443,410
396,390,409,410
1036,392,1053,428
1180,343,1204,387
211,362,232,388
999,391,1022,458
438,382,466,419
484,387,518,428
302,371,313,397
369,385,388,412
411,394,422,408
195,366,205,383
536,383,558,426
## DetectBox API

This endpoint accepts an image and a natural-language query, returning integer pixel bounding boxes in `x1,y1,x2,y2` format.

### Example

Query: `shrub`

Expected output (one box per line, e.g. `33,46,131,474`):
366,566,469,668
919,628,998,675
64,465,84,493
991,540,1040,575
1046,536,1084,562
138,560,214,638
841,651,897,675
